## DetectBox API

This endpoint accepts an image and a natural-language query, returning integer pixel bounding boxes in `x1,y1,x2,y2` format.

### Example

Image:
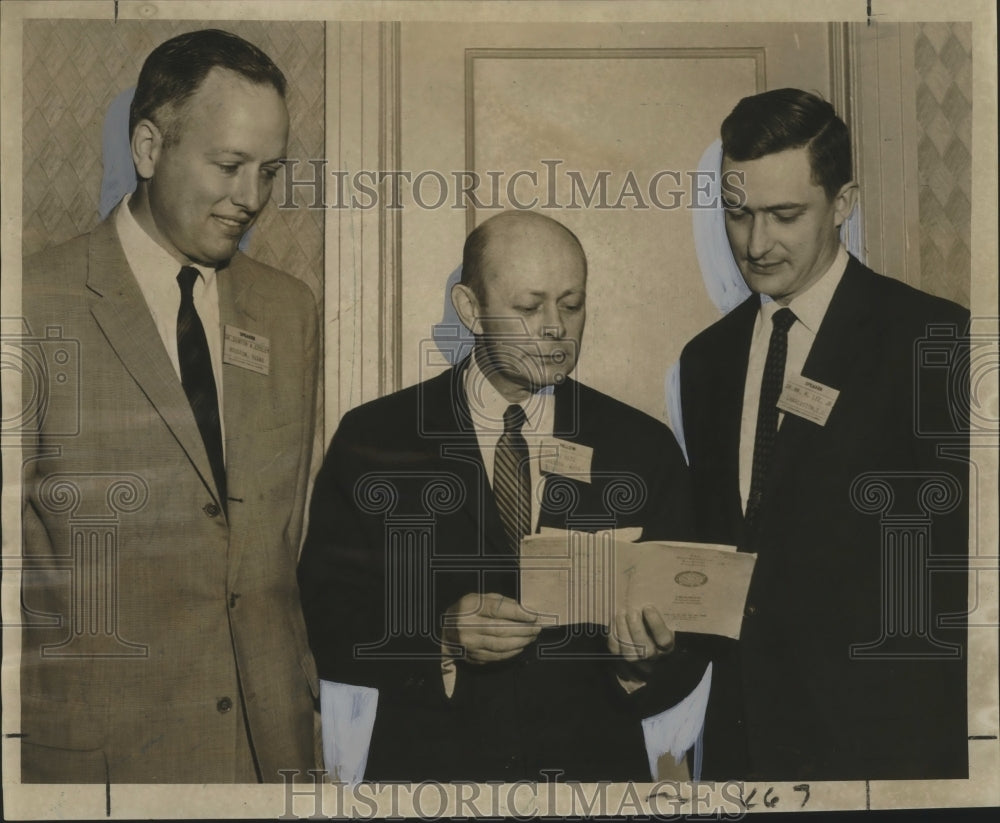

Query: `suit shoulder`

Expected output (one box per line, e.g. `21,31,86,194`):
22,235,94,328
334,377,434,443
23,234,90,286
231,253,317,310
864,267,969,325
681,296,755,363
343,381,423,421
574,381,676,443
324,374,452,474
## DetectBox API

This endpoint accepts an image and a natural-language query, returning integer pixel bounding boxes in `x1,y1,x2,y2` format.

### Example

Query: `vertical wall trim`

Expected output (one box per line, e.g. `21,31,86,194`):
829,22,866,260
852,22,922,286
323,21,342,439
378,21,403,396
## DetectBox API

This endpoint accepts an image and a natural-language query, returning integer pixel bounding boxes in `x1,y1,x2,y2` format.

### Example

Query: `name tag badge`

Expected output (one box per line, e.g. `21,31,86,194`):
777,373,839,426
539,437,593,484
223,325,270,375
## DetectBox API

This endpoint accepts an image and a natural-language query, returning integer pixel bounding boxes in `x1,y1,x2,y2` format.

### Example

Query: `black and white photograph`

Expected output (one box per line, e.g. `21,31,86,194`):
0,0,996,819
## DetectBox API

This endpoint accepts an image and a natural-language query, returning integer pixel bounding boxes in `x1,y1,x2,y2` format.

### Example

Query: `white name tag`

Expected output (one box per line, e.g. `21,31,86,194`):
223,325,270,375
777,373,839,426
539,437,593,484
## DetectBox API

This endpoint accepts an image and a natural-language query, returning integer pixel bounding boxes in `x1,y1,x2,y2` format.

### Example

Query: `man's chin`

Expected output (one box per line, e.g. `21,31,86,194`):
533,362,575,389
191,243,238,268
741,270,786,299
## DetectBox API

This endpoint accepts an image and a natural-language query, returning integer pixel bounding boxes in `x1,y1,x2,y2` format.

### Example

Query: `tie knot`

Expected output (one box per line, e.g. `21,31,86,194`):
503,404,527,434
771,307,796,333
177,266,200,299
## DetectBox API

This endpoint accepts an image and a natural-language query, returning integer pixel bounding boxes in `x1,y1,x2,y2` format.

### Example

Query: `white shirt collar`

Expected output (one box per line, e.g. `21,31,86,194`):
116,193,217,292
463,348,554,435
759,244,849,333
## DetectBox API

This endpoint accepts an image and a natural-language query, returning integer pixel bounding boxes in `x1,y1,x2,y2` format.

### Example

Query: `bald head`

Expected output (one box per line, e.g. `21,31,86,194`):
461,211,587,303
452,211,588,401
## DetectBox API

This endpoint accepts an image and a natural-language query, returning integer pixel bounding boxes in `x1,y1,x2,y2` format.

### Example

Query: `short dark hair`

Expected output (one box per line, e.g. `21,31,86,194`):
129,29,287,145
460,211,586,302
721,88,851,199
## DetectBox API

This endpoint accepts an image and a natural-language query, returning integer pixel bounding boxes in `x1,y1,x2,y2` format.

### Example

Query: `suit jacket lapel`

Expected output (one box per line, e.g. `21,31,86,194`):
423,357,510,557
760,258,877,523
540,380,584,531
85,216,222,508
216,256,268,580
722,296,761,546
799,258,876,391
217,255,266,500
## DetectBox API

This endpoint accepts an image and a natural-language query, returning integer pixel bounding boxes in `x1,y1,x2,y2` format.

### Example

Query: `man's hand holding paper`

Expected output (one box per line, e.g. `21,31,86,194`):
443,592,542,664
520,528,756,640
608,604,678,688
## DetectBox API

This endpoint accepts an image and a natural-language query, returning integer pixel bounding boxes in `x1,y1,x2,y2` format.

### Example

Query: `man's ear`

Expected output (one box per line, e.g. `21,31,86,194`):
131,119,164,181
832,181,859,228
450,282,482,335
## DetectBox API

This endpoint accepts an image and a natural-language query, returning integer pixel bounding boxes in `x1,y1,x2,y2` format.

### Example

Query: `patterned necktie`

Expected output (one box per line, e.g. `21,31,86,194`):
494,404,531,553
745,306,796,534
176,266,227,513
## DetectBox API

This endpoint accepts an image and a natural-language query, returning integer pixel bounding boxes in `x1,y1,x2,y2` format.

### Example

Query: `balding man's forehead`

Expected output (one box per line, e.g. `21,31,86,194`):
480,232,586,279
483,220,584,261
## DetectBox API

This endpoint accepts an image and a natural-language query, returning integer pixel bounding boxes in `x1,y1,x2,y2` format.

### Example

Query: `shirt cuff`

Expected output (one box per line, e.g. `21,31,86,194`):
441,646,457,698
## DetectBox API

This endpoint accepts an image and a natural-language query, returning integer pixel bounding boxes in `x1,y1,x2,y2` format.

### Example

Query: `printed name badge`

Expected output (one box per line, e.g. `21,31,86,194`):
539,437,593,484
223,325,270,375
777,373,839,426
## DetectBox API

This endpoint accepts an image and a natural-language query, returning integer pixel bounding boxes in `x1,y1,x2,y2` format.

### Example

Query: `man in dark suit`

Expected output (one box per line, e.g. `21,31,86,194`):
19,30,319,782
679,88,969,781
299,210,703,782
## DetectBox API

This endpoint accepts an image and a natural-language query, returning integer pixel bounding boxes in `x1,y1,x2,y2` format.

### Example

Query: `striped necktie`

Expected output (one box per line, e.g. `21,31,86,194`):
494,404,531,553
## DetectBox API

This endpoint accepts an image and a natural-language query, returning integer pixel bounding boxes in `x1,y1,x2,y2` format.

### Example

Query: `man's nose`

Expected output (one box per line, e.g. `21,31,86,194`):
541,303,565,338
747,215,772,260
231,169,264,213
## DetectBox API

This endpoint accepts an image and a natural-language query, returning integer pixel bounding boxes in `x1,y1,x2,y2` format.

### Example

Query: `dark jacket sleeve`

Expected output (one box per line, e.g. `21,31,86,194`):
297,407,451,709
617,415,714,717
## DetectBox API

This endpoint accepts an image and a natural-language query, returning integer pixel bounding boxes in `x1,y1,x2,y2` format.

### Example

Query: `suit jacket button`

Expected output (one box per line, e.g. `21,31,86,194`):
744,604,757,617
204,502,221,518
217,697,233,713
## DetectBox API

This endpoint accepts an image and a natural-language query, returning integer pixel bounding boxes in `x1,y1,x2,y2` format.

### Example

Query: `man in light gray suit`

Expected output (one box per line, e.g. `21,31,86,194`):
19,29,319,783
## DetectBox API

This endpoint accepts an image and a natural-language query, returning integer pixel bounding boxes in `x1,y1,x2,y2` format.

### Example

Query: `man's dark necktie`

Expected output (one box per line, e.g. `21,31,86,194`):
494,404,531,553
177,265,227,513
745,306,796,534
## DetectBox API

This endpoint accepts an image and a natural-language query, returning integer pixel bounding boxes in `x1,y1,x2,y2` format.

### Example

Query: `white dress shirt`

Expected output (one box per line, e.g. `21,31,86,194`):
116,194,226,454
738,245,849,510
438,352,556,698
463,349,555,534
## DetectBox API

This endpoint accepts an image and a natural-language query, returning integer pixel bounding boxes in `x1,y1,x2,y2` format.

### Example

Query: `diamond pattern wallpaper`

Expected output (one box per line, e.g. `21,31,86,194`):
913,22,972,309
21,19,325,306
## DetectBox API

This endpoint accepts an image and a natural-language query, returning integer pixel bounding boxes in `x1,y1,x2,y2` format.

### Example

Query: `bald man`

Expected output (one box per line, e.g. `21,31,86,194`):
298,211,701,781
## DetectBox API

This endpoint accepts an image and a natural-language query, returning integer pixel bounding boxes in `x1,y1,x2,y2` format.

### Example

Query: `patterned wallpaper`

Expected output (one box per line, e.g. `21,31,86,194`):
913,22,972,309
21,19,325,307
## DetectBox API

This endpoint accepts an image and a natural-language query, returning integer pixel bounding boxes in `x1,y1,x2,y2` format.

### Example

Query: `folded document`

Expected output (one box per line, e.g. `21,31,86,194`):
519,529,756,639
